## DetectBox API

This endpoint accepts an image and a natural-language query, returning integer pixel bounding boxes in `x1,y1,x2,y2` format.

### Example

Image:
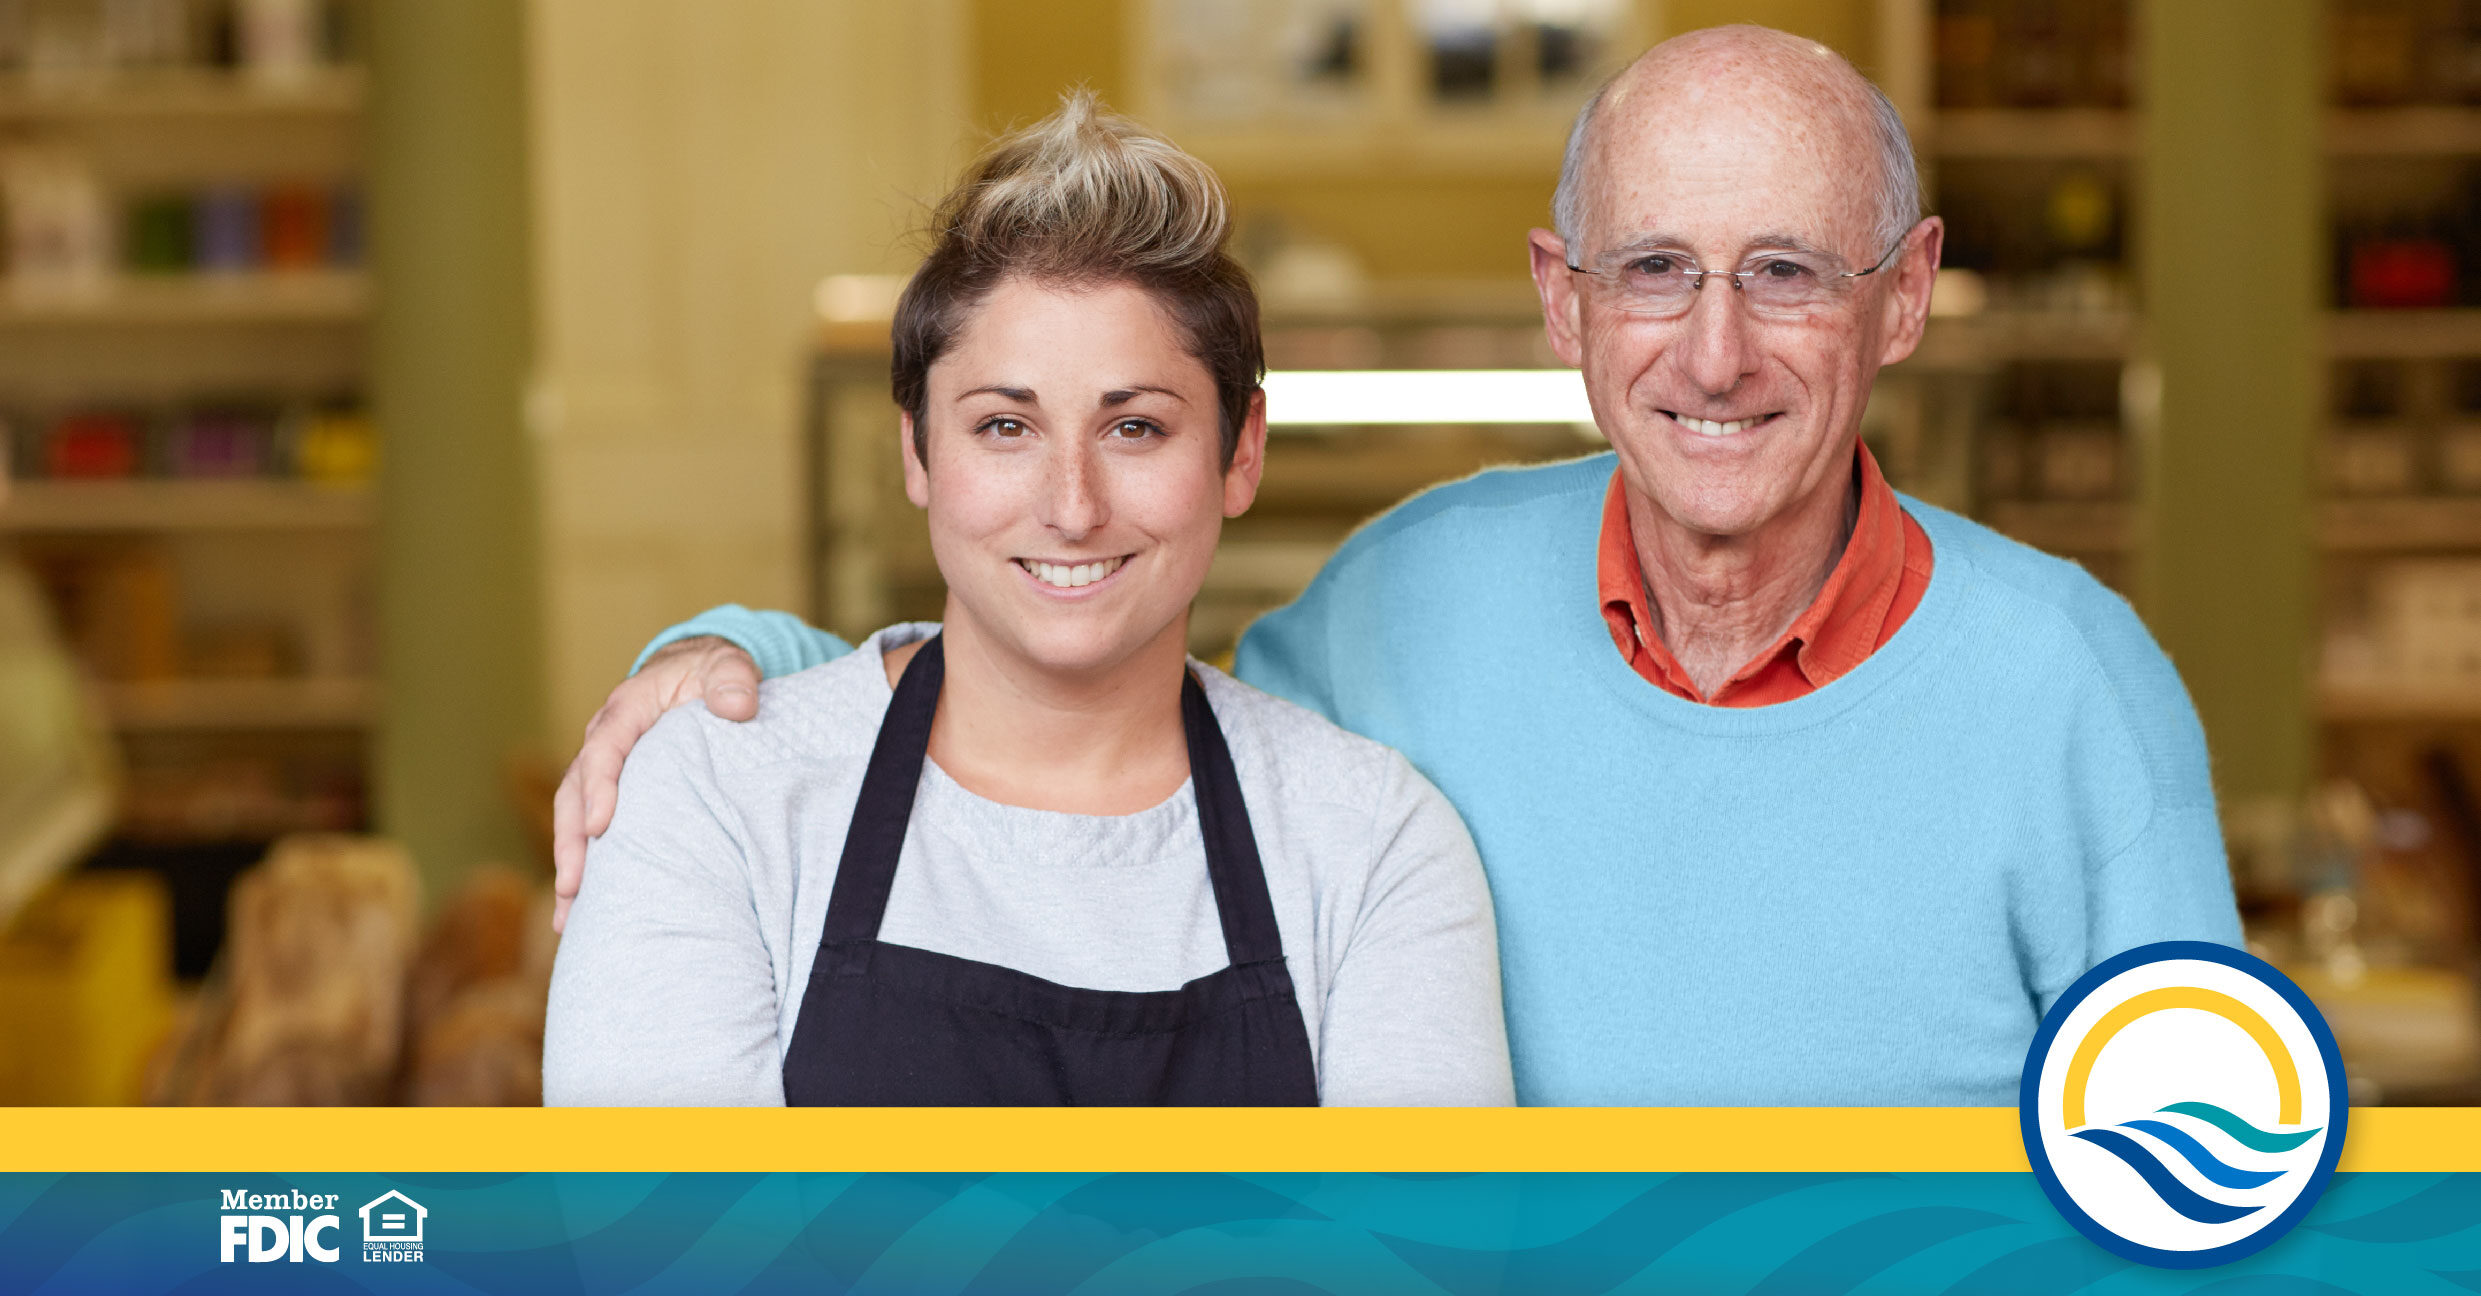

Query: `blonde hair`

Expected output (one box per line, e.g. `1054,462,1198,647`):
892,91,1262,466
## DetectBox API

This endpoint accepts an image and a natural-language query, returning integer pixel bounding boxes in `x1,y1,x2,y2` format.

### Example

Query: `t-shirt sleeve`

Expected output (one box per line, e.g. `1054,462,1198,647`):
630,604,852,679
542,712,788,1106
1314,753,1515,1106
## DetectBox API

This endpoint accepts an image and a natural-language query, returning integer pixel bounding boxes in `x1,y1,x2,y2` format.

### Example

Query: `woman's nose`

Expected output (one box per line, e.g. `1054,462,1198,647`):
1039,441,1109,538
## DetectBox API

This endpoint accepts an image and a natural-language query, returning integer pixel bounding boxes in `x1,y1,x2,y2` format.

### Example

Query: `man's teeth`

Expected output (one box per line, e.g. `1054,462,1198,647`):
1023,556,1128,588
1676,415,1762,437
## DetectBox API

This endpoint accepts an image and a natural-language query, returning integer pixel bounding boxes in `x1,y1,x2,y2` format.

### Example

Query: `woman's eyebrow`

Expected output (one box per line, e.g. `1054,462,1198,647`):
958,384,1036,403
1102,385,1187,406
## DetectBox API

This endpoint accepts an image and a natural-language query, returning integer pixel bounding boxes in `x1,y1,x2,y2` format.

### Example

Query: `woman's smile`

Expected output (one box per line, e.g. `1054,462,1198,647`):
1014,553,1134,592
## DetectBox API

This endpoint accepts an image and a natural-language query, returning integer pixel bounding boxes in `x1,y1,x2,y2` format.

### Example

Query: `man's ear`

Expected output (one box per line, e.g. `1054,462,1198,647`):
1528,228,1586,369
1222,388,1268,518
1877,216,1945,367
900,412,930,509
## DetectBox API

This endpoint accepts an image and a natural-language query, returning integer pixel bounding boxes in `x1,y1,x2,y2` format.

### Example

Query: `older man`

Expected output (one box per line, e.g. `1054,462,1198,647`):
551,26,2239,1104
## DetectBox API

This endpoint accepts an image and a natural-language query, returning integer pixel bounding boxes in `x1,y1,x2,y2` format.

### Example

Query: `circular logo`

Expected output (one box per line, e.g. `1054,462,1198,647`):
2019,941,2348,1269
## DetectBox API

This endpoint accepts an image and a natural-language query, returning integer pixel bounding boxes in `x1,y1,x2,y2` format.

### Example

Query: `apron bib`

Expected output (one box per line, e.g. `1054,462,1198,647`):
780,634,1320,1106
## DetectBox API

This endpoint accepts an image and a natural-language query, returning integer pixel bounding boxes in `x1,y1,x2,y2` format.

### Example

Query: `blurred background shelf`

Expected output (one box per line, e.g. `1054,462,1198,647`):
2328,107,2481,156
2322,497,2481,551
1909,311,2136,367
100,676,373,731
1982,500,2132,554
2321,681,2481,722
2328,310,2481,359
1928,108,2134,157
0,65,362,119
2,480,371,530
0,271,368,326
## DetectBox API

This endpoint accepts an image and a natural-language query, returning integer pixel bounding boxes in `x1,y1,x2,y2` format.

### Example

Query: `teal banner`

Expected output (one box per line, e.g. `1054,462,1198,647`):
1,1171,2474,1294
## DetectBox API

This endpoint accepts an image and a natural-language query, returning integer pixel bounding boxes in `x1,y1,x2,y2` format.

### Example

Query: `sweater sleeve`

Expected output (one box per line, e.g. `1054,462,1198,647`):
542,710,788,1106
1314,752,1515,1106
630,604,852,678
2042,583,2245,1013
1234,551,1359,728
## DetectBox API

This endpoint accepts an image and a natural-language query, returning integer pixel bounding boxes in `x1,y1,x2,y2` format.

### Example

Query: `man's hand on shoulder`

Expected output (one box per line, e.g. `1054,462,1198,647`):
551,635,760,932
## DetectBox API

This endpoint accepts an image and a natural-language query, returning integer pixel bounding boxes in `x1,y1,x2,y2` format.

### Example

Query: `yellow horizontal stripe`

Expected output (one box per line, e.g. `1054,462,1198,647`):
0,1107,2473,1174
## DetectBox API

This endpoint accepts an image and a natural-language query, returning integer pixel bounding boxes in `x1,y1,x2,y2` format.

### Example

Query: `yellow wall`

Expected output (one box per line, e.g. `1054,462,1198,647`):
525,0,969,743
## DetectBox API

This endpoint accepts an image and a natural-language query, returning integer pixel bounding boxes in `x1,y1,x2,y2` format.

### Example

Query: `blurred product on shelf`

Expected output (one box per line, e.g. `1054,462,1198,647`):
1934,0,2131,110
24,539,180,679
43,410,140,477
0,144,111,295
118,751,360,842
2330,0,2481,107
2441,422,2481,491
190,183,257,272
292,402,373,484
138,838,554,1107
1935,165,2130,315
0,873,171,1103
2328,425,2427,495
2351,235,2457,309
0,543,117,930
147,833,415,1105
0,394,367,484
0,0,355,82
401,867,553,1107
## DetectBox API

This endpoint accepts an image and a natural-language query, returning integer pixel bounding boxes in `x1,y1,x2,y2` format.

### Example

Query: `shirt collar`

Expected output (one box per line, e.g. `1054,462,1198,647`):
1595,442,1913,703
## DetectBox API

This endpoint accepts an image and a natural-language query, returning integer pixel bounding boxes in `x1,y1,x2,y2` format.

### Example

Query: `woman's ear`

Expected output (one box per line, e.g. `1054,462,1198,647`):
900,412,930,509
1222,388,1268,518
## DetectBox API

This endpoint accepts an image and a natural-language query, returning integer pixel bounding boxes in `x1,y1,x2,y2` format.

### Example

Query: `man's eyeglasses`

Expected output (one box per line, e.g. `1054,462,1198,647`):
1564,236,1908,319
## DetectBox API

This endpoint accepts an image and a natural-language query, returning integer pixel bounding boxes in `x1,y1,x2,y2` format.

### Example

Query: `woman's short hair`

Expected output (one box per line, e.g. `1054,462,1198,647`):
892,91,1261,469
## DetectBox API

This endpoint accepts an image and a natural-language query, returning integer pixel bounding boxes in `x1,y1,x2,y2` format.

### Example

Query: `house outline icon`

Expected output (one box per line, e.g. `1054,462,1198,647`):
358,1190,426,1244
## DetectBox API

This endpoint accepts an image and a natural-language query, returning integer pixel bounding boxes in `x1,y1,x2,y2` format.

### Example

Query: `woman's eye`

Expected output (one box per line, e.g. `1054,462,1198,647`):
981,417,1029,438
1109,419,1161,440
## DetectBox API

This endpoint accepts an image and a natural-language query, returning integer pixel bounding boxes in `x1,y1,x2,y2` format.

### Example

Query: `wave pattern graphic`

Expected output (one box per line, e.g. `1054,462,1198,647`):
2160,1102,2323,1154
2066,1103,2321,1227
2,1170,2468,1295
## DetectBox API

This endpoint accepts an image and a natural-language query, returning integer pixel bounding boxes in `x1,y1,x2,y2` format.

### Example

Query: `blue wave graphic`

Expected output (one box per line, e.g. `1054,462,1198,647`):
2115,1120,2284,1190
2064,1104,2324,1228
2069,1130,2262,1225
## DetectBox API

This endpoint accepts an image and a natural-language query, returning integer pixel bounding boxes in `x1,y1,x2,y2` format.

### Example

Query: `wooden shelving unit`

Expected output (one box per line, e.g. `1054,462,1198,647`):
1927,108,2134,158
0,270,367,327
4,480,371,532
100,677,374,731
0,49,375,868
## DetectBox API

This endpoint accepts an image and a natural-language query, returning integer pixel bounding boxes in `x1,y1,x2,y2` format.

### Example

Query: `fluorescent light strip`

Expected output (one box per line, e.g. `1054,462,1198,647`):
1263,369,1593,426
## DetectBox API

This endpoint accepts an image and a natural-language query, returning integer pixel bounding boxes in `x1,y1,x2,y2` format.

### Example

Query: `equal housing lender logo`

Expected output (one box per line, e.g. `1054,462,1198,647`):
2021,941,2349,1268
216,1188,425,1264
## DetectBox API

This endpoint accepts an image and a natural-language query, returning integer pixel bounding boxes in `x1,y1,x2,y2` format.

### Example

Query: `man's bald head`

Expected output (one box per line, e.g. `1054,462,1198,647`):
1551,25,1921,257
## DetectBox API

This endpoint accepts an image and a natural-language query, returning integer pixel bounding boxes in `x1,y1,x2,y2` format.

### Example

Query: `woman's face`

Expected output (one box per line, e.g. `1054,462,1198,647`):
904,276,1265,682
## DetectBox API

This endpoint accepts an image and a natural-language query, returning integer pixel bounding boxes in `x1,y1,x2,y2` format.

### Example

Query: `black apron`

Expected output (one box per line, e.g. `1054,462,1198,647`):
780,633,1320,1106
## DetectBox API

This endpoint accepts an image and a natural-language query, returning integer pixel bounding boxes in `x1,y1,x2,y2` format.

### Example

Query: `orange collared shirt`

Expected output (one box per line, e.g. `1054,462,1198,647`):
1597,443,1934,706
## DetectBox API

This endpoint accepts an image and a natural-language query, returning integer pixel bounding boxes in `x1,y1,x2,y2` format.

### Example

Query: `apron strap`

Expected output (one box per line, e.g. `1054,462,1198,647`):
1182,671,1288,967
819,632,945,945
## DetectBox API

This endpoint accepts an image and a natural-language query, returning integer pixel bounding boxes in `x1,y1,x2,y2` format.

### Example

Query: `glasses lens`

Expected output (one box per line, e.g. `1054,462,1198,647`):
1742,257,1836,316
1610,254,1696,315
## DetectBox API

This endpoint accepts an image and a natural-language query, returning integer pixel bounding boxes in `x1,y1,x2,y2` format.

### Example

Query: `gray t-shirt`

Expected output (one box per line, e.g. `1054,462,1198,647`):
544,624,1514,1106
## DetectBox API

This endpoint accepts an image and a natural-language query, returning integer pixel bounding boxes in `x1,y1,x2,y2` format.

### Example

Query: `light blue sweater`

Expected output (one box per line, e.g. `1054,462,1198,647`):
638,453,2241,1105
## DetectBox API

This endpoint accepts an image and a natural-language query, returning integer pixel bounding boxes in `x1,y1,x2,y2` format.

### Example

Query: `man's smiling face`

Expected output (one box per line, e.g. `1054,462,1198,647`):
1550,37,1936,541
